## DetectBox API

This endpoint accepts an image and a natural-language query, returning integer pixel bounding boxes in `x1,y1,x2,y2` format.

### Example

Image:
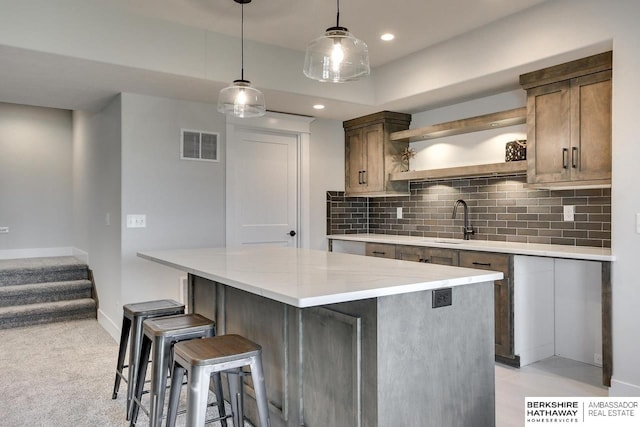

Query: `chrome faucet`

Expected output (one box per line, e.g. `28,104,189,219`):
452,199,475,240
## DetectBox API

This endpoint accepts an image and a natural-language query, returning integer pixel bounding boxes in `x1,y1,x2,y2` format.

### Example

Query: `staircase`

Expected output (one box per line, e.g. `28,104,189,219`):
0,256,96,329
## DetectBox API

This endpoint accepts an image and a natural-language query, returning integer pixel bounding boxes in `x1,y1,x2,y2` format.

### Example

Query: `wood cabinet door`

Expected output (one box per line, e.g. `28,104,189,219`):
493,278,512,359
363,123,384,193
526,80,572,184
345,128,366,194
459,251,513,359
570,70,612,181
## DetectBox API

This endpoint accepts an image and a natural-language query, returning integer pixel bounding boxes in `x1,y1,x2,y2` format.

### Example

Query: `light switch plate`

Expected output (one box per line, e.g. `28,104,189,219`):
126,214,146,228
637,213,640,234
563,205,575,222
396,207,403,219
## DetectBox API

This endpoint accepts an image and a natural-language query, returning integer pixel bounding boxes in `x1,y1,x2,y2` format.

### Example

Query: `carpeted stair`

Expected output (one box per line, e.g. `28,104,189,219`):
0,256,96,329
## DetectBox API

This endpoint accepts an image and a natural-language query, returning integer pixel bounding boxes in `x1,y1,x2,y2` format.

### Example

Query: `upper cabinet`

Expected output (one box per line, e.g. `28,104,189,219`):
520,52,612,188
344,111,411,196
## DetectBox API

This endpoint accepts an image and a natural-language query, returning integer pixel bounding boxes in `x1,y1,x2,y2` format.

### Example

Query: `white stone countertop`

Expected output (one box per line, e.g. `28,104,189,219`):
138,246,502,308
327,233,615,262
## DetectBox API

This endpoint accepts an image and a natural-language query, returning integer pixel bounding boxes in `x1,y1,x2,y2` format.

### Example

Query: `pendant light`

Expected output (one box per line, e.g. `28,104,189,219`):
303,0,370,83
217,0,266,118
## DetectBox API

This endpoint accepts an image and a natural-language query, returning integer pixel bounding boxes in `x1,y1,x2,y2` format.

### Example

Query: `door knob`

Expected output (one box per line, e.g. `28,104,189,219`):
289,230,297,237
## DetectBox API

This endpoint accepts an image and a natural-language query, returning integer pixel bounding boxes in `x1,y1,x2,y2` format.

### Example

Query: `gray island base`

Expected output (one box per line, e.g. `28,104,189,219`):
139,247,498,427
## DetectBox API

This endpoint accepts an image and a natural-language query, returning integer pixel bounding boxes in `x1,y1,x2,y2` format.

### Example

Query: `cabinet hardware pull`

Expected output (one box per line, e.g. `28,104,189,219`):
358,171,363,184
572,147,578,168
362,170,367,184
562,148,569,169
472,262,492,267
372,251,386,255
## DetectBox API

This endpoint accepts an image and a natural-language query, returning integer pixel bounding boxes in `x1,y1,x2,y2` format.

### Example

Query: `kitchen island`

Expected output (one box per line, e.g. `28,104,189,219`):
139,246,503,427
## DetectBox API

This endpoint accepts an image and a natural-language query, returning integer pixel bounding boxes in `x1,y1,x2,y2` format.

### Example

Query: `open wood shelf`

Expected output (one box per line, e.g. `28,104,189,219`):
390,107,526,143
389,160,527,182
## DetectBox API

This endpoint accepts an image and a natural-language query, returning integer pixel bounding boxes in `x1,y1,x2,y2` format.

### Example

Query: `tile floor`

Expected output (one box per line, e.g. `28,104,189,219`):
495,356,607,426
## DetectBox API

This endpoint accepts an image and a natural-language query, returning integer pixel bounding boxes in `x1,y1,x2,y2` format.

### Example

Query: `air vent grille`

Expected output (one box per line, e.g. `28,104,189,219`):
181,129,219,162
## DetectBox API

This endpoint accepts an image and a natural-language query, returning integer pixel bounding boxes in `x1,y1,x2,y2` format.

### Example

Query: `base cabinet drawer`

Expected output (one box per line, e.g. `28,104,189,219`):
396,245,459,266
365,243,396,259
459,251,510,276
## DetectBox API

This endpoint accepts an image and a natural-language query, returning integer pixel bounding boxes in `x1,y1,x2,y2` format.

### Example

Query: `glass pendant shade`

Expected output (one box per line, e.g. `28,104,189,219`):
304,27,370,83
217,0,265,118
218,79,266,118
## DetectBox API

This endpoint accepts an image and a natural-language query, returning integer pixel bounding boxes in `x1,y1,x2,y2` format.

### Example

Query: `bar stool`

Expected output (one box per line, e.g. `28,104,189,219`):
166,334,271,427
112,299,185,419
130,313,227,427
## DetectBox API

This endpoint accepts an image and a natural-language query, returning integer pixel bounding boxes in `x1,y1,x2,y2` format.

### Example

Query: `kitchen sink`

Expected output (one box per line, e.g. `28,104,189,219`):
422,238,467,244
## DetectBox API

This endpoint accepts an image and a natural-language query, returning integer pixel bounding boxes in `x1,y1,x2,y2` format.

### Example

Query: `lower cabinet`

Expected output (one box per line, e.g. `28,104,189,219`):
376,244,515,362
459,251,515,362
334,239,609,383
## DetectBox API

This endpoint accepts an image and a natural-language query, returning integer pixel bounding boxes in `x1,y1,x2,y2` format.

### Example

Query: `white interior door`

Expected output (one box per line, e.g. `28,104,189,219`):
227,127,298,247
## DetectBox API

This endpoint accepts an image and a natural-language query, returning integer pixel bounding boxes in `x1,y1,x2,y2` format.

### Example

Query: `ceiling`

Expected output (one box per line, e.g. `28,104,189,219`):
119,0,548,68
0,0,550,119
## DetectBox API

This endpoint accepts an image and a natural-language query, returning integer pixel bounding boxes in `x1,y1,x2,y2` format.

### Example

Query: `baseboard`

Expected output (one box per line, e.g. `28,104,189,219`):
517,343,555,367
72,247,89,264
609,379,640,396
496,354,521,368
98,308,120,343
0,246,74,260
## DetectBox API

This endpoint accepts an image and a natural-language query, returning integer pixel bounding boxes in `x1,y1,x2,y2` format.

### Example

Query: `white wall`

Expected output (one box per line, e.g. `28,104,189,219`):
0,102,73,254
410,91,527,170
119,93,226,332
72,96,123,336
308,118,344,250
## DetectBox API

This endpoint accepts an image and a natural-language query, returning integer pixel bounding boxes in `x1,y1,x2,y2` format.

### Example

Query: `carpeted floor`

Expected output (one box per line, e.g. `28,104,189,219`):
0,319,244,427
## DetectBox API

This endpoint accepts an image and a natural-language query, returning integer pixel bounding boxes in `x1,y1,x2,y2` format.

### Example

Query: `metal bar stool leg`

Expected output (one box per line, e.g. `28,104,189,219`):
113,315,132,399
127,316,145,420
227,370,244,427
212,372,228,427
166,361,185,427
130,334,152,426
186,365,211,427
249,356,271,427
149,336,171,427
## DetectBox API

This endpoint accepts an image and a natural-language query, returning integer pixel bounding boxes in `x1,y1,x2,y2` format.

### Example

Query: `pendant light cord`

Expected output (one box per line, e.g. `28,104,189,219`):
241,2,245,81
336,0,340,27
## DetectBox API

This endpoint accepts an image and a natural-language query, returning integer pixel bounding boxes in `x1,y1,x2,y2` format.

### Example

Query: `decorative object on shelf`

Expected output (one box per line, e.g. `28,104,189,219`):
505,140,527,162
399,146,416,171
217,0,266,118
303,0,370,83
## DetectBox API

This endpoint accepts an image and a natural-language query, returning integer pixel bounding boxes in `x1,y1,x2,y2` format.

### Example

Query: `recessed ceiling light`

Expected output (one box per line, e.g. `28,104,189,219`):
380,33,395,41
313,104,325,110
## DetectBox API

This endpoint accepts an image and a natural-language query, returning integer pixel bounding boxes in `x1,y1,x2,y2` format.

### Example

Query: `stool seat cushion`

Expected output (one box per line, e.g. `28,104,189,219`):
143,313,215,337
123,299,184,317
174,334,261,366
